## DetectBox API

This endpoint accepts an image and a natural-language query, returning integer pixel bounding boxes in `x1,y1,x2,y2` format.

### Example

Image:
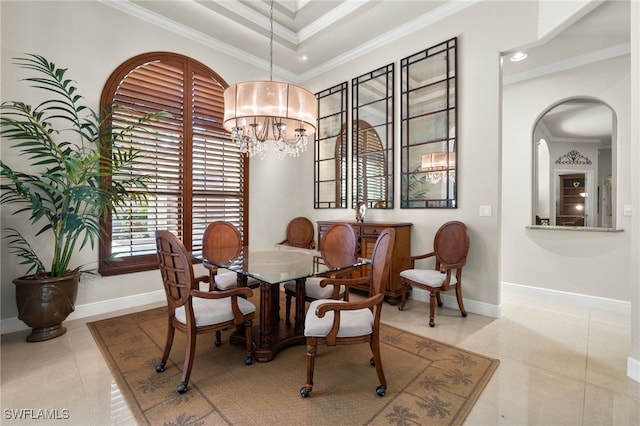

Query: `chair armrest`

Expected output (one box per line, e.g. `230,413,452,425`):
318,275,370,289
191,287,254,324
408,251,435,268
195,274,210,284
191,287,253,300
438,262,465,273
410,251,435,261
315,293,383,318
315,293,384,345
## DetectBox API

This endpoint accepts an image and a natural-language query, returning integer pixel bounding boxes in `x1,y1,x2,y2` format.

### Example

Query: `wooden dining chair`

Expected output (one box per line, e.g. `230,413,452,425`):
398,221,470,327
202,221,258,291
154,230,256,394
283,222,357,326
278,216,316,249
300,227,395,398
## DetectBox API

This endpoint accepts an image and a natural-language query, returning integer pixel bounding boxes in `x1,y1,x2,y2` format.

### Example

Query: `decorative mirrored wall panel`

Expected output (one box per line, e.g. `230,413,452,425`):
315,82,348,208
533,98,615,228
400,38,457,208
352,63,394,209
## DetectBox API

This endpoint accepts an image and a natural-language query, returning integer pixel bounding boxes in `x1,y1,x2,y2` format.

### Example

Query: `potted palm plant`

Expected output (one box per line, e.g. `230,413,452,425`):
1,54,166,341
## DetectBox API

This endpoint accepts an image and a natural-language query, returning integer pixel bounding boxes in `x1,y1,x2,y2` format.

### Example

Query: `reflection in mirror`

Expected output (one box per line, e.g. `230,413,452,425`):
533,98,615,228
315,82,348,208
352,63,394,209
400,38,457,208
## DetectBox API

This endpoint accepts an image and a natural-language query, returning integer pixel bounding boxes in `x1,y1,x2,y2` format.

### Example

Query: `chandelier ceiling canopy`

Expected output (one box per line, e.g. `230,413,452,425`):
222,1,317,159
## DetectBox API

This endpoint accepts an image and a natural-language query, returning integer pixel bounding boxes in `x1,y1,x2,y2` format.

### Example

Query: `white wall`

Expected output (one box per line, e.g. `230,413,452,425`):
502,56,631,300
295,1,547,316
0,1,635,344
629,0,639,380
0,0,267,324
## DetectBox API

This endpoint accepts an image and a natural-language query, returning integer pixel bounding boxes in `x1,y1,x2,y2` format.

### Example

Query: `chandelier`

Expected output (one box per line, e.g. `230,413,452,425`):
421,152,456,184
223,0,317,159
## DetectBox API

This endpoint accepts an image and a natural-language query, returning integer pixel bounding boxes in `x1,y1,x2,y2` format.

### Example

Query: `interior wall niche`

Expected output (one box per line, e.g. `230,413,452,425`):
533,97,615,229
400,38,457,208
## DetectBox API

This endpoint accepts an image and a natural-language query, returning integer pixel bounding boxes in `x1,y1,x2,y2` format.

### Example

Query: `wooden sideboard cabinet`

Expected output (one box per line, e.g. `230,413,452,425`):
317,221,412,304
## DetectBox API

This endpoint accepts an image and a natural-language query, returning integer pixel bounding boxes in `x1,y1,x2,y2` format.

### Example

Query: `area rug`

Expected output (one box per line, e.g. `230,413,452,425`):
88,304,498,425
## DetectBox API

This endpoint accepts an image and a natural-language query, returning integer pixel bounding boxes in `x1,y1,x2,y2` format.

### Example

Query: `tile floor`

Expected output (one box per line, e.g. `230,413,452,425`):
1,286,639,425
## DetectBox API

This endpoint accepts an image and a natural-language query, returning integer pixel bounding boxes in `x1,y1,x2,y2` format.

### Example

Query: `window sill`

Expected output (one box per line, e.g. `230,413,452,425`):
527,225,623,232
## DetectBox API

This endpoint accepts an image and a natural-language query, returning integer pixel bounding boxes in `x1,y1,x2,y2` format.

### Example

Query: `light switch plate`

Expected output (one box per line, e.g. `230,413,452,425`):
623,205,632,216
479,205,492,217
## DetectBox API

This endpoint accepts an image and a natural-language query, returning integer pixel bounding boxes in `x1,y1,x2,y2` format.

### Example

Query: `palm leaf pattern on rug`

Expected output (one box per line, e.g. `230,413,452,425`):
88,306,498,425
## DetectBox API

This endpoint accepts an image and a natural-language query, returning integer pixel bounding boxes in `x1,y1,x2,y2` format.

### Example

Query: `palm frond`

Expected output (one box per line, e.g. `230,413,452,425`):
1,54,165,277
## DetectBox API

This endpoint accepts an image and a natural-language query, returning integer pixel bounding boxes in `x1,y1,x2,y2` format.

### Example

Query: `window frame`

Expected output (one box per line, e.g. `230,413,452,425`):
98,52,248,276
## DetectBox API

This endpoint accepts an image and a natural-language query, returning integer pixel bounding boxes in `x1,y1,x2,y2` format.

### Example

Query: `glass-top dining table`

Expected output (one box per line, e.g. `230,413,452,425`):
191,245,369,362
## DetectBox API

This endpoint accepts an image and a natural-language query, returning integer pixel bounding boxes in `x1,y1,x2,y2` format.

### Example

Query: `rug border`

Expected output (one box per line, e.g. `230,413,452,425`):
87,317,152,425
87,307,499,425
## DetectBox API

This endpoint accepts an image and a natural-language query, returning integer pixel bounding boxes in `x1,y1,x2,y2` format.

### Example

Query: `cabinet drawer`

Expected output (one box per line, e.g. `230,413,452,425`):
360,226,386,238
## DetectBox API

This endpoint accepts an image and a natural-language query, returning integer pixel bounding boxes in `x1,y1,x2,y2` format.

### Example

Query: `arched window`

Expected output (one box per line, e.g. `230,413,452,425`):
99,52,247,275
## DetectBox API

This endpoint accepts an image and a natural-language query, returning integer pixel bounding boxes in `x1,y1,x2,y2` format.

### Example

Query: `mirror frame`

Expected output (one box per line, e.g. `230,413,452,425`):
314,82,348,209
400,38,457,208
351,63,394,209
532,97,617,230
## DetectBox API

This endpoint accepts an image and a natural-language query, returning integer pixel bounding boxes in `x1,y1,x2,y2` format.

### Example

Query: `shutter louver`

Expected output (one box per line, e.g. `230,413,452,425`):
99,53,246,275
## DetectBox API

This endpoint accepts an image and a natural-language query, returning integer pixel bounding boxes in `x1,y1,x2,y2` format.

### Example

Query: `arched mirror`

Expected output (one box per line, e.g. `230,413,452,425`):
533,98,615,229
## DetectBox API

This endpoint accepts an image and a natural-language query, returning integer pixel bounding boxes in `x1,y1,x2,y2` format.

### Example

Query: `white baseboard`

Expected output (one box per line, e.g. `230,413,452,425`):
1,290,166,335
409,288,502,319
501,281,631,314
628,357,640,383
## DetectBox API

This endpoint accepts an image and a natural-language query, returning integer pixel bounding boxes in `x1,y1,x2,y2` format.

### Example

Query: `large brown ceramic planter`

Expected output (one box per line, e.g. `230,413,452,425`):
13,272,79,342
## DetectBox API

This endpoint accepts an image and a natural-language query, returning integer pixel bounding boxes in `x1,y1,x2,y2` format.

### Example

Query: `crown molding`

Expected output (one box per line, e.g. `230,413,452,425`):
99,0,300,82
299,0,479,81
503,42,631,86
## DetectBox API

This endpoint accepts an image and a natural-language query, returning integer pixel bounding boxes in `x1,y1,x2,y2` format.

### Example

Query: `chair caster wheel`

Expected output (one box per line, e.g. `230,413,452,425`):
461,311,468,317
244,356,253,365
398,305,404,311
429,320,435,327
376,385,386,397
300,387,310,398
155,362,165,373
176,381,188,394
369,357,375,366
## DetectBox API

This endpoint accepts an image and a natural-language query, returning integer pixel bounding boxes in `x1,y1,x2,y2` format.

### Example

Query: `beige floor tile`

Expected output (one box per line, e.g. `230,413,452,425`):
504,304,590,350
586,350,640,399
582,383,640,425
487,322,588,381
465,356,586,425
1,288,638,426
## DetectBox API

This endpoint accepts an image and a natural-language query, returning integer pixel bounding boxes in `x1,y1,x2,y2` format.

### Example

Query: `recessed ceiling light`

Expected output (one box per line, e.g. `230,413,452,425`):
300,55,308,62
510,51,528,62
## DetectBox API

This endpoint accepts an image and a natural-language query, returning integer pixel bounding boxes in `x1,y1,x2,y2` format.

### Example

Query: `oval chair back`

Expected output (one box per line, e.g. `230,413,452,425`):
283,217,315,249
434,220,469,268
320,222,357,269
202,221,242,263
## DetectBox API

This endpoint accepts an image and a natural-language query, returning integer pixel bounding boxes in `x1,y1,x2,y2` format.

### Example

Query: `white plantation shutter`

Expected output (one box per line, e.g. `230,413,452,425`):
99,53,247,276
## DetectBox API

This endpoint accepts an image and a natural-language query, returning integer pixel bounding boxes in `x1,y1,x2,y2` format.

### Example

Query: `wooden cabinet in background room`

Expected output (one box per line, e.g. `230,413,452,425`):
317,221,412,304
557,173,586,226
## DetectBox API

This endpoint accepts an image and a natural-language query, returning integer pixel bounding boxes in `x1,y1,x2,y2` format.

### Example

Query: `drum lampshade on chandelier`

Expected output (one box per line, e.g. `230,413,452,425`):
223,1,317,159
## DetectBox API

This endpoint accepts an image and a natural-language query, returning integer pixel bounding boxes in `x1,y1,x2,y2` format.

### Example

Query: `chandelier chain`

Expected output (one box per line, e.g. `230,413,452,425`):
269,0,273,81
